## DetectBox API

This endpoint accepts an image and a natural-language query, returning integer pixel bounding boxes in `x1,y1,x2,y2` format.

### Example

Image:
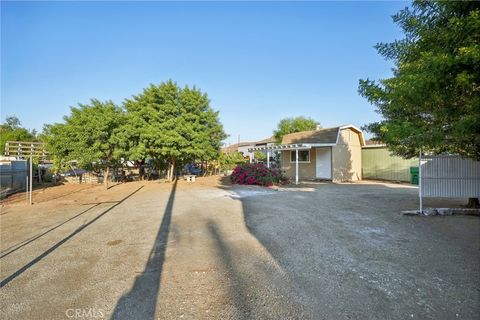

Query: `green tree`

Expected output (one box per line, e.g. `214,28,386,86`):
219,151,247,171
359,1,479,159
123,80,226,181
42,100,125,189
359,1,480,207
5,116,21,129
273,116,319,142
0,116,37,155
254,151,267,162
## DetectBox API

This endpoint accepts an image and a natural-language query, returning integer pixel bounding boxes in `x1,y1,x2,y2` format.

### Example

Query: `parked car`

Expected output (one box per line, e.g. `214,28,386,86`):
184,163,203,175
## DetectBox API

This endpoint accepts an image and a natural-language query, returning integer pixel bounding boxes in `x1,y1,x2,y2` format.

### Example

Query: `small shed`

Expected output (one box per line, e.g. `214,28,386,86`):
249,125,365,183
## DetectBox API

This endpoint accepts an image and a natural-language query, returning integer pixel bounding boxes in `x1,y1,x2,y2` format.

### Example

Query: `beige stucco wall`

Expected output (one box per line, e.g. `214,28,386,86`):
281,147,317,180
280,128,363,182
332,128,362,182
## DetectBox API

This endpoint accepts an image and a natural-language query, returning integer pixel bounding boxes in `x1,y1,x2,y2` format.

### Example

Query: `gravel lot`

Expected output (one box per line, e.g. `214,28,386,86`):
1,177,479,319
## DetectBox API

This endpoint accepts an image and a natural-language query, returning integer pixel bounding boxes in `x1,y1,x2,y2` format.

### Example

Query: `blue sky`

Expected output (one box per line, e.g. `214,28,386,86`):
1,1,408,144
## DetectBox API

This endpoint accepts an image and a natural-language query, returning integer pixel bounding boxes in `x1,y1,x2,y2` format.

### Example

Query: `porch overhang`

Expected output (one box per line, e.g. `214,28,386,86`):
248,143,337,152
247,143,335,185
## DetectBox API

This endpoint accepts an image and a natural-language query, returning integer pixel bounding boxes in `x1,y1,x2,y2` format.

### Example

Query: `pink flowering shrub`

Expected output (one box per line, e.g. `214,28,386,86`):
230,163,288,186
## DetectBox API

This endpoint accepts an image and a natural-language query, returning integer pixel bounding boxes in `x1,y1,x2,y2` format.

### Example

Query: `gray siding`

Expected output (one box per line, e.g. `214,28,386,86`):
0,160,27,196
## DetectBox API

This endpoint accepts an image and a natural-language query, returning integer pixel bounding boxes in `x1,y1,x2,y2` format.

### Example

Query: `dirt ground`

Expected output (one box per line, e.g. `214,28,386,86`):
0,177,479,320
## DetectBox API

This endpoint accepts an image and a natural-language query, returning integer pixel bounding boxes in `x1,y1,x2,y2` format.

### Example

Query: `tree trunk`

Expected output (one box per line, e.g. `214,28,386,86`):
104,166,109,190
168,159,175,182
467,197,479,208
139,160,145,181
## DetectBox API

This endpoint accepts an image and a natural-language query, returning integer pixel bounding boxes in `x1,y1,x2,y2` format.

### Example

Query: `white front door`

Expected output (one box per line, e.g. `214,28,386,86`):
316,147,332,179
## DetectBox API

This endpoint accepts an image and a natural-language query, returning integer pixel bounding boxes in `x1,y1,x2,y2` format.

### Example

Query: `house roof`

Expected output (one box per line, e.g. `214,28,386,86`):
281,127,339,144
254,136,276,146
248,125,365,152
221,136,275,153
281,125,365,146
221,141,255,153
363,139,386,148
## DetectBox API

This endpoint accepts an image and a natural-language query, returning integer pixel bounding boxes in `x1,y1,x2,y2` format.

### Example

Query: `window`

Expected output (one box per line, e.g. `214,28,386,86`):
290,150,310,163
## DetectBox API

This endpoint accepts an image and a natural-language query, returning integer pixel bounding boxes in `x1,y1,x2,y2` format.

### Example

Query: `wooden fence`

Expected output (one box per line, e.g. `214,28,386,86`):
4,141,48,159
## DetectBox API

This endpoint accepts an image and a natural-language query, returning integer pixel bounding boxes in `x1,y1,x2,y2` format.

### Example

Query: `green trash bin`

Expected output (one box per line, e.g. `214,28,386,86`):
410,166,419,185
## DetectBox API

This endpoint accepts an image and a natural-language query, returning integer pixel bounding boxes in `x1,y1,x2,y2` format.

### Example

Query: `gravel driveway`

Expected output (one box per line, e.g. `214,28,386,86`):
1,178,478,319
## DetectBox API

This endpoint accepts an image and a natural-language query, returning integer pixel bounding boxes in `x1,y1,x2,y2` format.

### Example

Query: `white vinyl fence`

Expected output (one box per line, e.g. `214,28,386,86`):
420,155,480,199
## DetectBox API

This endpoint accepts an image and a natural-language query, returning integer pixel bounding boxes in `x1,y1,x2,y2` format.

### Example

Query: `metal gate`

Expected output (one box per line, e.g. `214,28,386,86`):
0,160,28,198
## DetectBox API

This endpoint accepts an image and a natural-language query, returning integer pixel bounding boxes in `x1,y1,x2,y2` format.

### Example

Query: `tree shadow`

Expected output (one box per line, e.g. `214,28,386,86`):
0,186,144,288
206,220,254,319
331,143,355,181
0,202,105,259
211,183,319,318
216,175,479,318
111,180,177,320
107,182,124,190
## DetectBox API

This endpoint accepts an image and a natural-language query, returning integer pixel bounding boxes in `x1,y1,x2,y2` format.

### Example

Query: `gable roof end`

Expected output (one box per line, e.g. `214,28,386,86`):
338,125,366,146
280,125,365,146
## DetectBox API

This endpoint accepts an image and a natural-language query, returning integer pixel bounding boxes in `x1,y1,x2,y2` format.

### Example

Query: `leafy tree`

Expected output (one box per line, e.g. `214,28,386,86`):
42,100,125,189
123,80,226,181
0,116,37,155
359,1,479,158
254,151,267,162
359,1,480,207
219,151,247,171
273,116,319,142
5,116,21,129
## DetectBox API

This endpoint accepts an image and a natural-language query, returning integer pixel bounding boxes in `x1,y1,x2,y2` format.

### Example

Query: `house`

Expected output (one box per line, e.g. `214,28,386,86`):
253,136,276,148
251,136,277,164
249,125,365,183
221,137,277,162
221,142,255,156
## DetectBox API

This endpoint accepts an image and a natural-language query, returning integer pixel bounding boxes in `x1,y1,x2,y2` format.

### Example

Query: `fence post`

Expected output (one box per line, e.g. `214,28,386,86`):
26,175,29,204
29,155,33,205
419,149,423,214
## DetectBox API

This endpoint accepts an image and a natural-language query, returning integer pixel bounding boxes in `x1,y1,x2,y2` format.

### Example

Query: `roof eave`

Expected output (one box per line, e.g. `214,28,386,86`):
248,144,313,152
